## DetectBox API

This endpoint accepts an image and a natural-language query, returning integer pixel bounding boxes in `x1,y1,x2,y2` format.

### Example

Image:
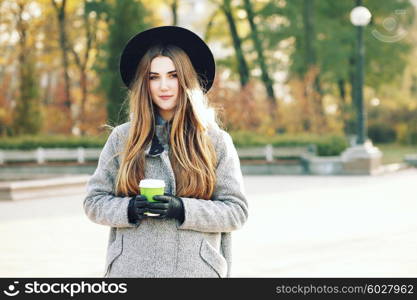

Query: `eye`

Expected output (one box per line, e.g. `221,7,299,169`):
149,75,158,80
170,73,177,78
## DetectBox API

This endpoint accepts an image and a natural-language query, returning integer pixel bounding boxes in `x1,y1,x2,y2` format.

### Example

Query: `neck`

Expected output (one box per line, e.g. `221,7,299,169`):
159,110,173,122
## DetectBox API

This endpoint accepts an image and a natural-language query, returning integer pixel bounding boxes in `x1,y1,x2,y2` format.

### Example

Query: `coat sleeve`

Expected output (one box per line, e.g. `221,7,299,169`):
177,130,249,233
83,126,136,228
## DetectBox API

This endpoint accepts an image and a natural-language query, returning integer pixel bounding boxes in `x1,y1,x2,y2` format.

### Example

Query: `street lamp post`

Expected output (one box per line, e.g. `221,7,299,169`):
350,4,372,145
341,3,382,175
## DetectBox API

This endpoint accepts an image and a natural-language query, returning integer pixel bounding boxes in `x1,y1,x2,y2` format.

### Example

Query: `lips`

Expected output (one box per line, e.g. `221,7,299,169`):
159,95,173,100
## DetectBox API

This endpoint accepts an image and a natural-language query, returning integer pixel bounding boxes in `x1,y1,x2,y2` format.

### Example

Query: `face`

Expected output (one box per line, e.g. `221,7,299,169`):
149,56,179,121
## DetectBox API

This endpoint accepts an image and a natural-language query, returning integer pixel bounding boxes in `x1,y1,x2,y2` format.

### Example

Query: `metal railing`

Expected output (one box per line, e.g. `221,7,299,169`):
0,144,317,165
0,148,102,164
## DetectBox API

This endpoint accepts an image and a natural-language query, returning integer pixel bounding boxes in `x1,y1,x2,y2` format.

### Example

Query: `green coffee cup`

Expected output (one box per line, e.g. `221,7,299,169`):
139,179,165,204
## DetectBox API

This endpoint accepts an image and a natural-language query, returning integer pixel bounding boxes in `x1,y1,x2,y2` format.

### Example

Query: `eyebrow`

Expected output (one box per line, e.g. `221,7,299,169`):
149,70,177,75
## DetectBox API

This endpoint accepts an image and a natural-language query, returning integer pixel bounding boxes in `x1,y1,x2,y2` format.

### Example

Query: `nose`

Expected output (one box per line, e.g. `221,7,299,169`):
159,77,169,90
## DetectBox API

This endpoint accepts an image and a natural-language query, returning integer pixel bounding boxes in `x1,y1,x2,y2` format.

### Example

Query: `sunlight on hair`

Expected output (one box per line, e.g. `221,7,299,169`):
186,87,217,132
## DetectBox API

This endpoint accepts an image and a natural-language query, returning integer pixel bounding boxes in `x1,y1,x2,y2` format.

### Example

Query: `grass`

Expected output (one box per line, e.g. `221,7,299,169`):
375,143,417,165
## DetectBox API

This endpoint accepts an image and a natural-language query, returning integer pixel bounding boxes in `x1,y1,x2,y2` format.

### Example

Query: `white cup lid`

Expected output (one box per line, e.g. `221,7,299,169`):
139,179,165,188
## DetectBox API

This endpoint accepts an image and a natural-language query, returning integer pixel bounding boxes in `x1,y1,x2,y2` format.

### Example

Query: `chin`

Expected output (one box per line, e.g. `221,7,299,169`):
157,102,175,109
158,105,175,112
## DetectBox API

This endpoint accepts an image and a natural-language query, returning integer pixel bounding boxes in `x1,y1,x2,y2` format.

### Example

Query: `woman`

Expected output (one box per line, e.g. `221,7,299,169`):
83,26,248,278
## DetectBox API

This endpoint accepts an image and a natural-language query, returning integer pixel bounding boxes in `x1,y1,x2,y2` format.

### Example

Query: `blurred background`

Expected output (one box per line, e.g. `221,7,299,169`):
0,0,416,157
1,0,417,277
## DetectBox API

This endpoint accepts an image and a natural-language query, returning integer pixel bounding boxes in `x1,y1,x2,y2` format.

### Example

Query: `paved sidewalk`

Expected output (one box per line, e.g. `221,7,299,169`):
1,169,417,277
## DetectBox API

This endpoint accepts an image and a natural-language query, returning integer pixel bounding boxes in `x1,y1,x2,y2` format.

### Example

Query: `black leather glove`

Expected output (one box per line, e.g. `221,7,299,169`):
127,195,148,224
146,193,185,223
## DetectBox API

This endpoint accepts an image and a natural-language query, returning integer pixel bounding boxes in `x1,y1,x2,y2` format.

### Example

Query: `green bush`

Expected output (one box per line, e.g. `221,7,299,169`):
368,123,396,144
0,131,349,157
227,131,271,147
229,131,348,156
0,135,108,150
314,135,349,156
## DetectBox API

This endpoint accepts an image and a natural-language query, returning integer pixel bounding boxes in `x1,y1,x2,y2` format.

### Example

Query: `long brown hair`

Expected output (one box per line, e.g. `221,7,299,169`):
114,44,220,200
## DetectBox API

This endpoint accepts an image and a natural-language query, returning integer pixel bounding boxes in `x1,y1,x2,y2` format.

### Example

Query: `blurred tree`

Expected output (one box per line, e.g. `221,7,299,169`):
37,0,82,135
92,0,151,127
368,13,417,146
208,73,267,133
220,0,250,87
0,1,14,135
70,0,101,135
2,0,415,140
169,0,178,26
204,5,220,41
242,0,276,109
240,0,281,131
0,75,12,136
12,1,42,135
258,0,413,135
13,60,43,135
51,0,73,132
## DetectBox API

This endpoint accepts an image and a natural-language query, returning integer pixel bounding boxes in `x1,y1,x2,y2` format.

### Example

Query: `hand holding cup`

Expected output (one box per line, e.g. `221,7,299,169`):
146,193,185,222
139,179,165,216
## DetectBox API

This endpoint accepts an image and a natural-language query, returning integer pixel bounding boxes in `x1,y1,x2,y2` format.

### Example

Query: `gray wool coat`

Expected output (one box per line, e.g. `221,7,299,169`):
83,121,248,278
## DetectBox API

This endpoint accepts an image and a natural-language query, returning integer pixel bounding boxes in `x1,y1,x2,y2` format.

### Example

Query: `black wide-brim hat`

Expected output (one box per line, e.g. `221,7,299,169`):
119,26,215,93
